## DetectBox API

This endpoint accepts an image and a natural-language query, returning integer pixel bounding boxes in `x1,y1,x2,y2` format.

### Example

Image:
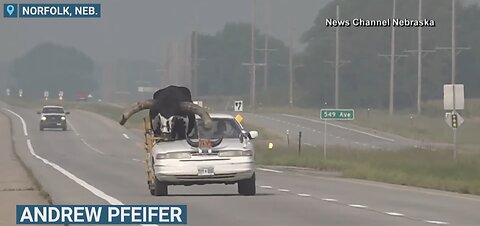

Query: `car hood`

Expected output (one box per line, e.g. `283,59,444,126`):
153,138,255,154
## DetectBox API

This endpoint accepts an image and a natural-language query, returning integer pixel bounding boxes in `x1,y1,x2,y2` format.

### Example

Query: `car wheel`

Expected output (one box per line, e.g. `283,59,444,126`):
238,172,256,196
62,125,67,131
151,177,168,196
40,125,44,131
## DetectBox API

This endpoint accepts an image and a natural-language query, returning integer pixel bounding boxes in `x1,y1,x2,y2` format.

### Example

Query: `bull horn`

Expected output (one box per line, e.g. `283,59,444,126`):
211,137,223,148
186,136,199,148
179,102,213,129
119,99,154,125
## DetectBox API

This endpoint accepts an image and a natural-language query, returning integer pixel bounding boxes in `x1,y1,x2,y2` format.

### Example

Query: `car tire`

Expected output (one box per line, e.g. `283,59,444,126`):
40,125,44,131
238,172,256,196
62,125,67,131
151,177,168,196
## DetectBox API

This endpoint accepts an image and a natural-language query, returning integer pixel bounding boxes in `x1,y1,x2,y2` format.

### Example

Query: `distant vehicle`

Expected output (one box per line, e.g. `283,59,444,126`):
147,113,258,196
37,105,70,131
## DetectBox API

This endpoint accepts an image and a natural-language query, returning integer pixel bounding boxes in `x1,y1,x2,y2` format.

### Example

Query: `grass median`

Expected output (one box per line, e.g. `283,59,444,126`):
254,141,480,195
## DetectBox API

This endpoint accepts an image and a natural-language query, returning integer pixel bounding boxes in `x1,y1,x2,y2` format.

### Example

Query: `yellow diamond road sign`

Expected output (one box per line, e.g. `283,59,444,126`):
235,114,243,123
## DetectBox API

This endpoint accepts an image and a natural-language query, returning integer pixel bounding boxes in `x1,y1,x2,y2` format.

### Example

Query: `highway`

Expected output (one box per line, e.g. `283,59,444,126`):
2,103,479,226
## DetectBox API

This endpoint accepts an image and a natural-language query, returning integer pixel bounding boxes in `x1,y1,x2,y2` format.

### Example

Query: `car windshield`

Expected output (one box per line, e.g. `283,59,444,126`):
190,118,241,139
42,107,64,113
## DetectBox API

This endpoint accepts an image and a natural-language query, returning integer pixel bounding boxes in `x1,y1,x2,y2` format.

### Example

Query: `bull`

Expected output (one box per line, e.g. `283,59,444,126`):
118,85,222,147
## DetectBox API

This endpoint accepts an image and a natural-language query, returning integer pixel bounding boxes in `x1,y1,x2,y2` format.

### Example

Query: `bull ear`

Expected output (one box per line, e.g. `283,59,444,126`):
119,99,154,125
179,102,213,129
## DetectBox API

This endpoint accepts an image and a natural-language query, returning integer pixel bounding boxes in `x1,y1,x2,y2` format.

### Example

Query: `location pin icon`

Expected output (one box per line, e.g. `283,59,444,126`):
6,5,14,15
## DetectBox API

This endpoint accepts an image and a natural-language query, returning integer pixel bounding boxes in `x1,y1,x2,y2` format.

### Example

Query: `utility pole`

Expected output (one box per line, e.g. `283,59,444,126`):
278,15,304,107
190,31,198,98
404,0,436,115
249,0,257,108
389,0,397,115
378,0,408,115
324,5,350,109
256,0,277,92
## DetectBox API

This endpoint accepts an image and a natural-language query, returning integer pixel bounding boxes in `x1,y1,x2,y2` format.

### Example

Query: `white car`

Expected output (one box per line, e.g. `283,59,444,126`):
37,105,70,131
150,113,258,196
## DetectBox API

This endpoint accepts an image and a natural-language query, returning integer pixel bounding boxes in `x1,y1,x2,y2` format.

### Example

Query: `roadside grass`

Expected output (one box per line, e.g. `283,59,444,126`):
254,141,480,195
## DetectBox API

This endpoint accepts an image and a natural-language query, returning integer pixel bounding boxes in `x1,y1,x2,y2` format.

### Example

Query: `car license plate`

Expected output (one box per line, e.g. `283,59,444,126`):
56,123,61,126
198,167,214,176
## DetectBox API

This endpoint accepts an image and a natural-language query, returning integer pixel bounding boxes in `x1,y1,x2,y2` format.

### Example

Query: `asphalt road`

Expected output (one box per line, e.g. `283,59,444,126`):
2,103,479,226
237,112,445,150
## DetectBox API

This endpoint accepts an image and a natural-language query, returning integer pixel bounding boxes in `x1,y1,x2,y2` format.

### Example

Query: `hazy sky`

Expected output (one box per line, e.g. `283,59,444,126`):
0,0,328,64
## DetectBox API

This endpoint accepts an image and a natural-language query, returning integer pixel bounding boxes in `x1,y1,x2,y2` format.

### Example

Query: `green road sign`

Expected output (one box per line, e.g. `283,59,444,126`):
320,109,354,120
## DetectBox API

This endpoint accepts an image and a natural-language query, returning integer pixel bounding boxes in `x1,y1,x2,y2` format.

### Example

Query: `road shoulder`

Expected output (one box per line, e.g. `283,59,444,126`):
0,112,50,226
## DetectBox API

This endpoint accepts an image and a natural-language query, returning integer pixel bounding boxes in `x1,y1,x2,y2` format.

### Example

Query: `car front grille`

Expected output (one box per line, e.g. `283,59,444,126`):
46,116,60,121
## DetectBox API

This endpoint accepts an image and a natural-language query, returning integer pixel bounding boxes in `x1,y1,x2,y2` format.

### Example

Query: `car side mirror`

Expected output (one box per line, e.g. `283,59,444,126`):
248,131,258,139
65,112,70,115
37,111,41,114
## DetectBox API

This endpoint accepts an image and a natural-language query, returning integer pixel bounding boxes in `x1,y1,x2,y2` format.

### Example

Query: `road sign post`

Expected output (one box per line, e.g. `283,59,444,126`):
320,108,355,160
444,84,465,162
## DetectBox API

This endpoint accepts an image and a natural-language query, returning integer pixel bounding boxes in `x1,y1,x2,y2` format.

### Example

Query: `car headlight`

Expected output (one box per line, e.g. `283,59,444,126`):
41,116,47,121
156,152,191,159
61,116,66,120
218,150,253,157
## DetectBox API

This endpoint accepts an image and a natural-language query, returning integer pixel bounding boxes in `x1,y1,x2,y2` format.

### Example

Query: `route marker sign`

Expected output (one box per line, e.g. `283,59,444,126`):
234,100,243,112
320,109,355,120
44,91,49,98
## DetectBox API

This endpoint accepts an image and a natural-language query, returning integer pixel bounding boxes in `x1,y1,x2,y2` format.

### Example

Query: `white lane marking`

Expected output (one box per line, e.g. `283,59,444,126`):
297,193,311,197
322,198,338,202
348,204,367,208
132,158,142,162
257,168,283,173
260,185,273,189
80,138,105,155
278,189,290,192
385,212,405,217
27,139,122,204
354,141,360,145
335,136,341,139
67,121,80,136
281,114,395,142
123,133,130,139
3,108,28,136
304,143,313,146
424,220,449,225
28,139,158,226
